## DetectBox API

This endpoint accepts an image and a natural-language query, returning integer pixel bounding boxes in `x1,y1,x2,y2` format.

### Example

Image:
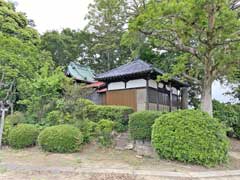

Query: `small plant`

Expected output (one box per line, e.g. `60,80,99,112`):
8,124,39,149
38,125,83,153
113,122,127,133
152,110,229,167
129,111,162,140
74,120,97,143
96,119,115,147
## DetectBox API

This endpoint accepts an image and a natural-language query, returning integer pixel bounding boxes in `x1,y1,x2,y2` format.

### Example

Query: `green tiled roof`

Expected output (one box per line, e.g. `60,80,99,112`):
66,62,95,83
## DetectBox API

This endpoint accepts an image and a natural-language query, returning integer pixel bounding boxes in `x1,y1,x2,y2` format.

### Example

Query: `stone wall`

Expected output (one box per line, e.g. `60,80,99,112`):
114,132,157,158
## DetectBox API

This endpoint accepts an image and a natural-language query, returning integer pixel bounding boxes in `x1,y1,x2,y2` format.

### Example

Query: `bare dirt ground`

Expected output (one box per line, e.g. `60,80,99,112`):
1,138,240,180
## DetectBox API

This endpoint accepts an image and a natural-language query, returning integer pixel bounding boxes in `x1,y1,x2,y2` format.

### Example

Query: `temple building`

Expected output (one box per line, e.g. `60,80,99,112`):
95,59,188,112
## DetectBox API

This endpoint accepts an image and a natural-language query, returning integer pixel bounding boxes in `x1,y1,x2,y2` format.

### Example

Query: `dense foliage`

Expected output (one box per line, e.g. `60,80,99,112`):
2,120,12,145
0,0,40,44
213,100,240,137
8,124,39,149
129,111,162,140
74,120,97,143
85,105,133,125
5,112,25,126
38,125,83,153
96,119,115,147
126,0,240,115
41,29,92,66
152,110,229,167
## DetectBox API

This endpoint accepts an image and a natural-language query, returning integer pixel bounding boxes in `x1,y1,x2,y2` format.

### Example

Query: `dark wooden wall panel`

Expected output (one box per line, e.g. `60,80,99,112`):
106,89,137,111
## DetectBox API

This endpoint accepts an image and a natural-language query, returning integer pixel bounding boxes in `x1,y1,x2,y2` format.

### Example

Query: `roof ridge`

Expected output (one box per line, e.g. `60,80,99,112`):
97,59,138,76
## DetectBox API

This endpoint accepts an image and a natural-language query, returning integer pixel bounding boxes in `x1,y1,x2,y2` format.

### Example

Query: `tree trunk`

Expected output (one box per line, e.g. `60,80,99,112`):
200,79,213,117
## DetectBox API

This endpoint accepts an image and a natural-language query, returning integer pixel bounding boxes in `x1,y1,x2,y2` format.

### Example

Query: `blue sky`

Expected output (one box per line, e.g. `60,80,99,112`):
15,0,236,103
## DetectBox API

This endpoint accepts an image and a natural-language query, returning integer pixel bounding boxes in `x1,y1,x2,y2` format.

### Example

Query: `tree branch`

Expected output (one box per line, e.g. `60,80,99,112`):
182,73,201,85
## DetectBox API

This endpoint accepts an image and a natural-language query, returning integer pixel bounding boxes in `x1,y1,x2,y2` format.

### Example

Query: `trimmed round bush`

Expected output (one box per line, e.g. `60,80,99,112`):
129,111,162,140
8,124,39,149
152,110,229,167
38,125,83,153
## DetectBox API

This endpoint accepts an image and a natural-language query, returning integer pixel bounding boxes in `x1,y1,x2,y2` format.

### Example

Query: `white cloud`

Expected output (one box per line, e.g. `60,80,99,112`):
15,0,93,33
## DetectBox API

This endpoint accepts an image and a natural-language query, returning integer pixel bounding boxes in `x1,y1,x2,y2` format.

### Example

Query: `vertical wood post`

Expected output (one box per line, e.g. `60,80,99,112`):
181,87,188,109
169,83,172,112
177,89,180,110
146,79,149,110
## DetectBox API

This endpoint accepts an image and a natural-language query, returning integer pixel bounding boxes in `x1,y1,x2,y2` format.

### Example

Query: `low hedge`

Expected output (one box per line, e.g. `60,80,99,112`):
38,125,83,153
8,124,39,149
129,111,162,140
85,105,134,125
152,110,229,167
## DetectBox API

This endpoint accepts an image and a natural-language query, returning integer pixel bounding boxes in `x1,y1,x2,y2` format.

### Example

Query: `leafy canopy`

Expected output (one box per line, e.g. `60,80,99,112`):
127,0,240,114
0,0,40,44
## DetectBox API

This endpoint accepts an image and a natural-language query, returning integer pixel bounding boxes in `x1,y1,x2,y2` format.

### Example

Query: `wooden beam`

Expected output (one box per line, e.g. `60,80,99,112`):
169,83,173,112
146,79,149,110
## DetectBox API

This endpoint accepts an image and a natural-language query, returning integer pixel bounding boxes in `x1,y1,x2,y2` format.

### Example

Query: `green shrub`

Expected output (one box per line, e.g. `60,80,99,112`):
74,120,97,143
45,110,64,125
129,111,162,140
96,119,115,147
8,124,39,149
213,100,240,137
5,112,25,126
85,105,133,125
38,125,83,153
152,110,229,167
114,122,127,133
2,120,12,145
77,98,95,107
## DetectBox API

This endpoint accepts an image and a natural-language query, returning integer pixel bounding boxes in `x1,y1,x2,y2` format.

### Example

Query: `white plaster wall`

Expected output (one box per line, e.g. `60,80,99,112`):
166,85,171,91
158,82,164,88
108,82,125,90
149,79,157,89
126,79,146,89
172,87,178,95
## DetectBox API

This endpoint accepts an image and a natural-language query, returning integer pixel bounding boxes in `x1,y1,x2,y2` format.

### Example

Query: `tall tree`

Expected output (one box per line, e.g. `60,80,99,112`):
127,0,240,115
41,29,92,67
0,0,40,45
85,0,132,72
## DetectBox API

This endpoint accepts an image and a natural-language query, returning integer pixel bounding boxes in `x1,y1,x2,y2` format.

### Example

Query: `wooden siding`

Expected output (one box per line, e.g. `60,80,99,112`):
106,89,137,111
148,88,179,108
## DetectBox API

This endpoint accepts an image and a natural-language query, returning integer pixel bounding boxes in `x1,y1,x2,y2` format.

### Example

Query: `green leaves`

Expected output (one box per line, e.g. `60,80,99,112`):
38,125,83,153
152,109,229,167
8,124,39,149
0,0,40,44
129,111,162,140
